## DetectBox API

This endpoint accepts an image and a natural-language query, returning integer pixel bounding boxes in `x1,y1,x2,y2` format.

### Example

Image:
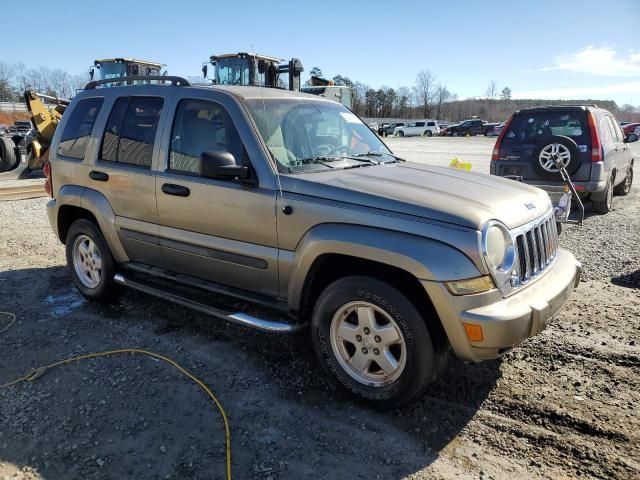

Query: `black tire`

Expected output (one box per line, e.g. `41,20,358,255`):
592,174,614,214
555,222,563,236
424,130,433,137
398,131,404,137
65,219,123,303
613,165,633,196
311,276,445,409
531,135,580,180
0,136,18,172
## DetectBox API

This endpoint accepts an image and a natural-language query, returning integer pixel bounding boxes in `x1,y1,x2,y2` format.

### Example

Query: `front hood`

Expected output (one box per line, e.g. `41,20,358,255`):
279,162,552,230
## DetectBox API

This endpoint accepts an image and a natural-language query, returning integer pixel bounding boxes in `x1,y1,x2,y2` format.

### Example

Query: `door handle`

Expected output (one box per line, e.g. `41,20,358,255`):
161,183,190,197
89,171,109,182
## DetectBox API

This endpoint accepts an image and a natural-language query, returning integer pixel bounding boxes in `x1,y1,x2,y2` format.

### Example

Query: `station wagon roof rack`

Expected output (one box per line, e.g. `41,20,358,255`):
84,75,190,90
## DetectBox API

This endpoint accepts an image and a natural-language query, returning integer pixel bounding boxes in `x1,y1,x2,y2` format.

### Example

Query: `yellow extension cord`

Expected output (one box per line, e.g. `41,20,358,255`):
0,312,232,480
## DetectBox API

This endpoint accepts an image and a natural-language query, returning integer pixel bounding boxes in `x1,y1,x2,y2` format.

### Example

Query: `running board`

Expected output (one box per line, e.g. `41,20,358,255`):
113,273,305,333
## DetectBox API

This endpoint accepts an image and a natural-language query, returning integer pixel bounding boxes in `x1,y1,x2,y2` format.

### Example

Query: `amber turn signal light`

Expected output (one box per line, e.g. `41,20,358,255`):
463,323,483,342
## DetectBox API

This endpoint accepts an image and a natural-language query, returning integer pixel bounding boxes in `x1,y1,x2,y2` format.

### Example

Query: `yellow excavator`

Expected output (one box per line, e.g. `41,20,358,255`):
0,58,164,178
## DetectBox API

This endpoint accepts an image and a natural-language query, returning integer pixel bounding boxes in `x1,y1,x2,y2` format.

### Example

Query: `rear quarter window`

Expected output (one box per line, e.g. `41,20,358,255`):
58,97,103,159
503,110,590,146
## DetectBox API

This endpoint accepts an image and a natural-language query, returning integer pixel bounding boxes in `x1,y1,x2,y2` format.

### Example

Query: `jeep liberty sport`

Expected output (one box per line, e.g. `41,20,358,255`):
45,77,582,408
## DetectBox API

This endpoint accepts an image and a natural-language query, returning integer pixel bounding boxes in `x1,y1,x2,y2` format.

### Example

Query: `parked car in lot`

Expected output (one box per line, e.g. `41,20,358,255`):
485,122,505,137
378,122,405,137
490,105,637,214
443,119,485,136
394,120,439,137
622,122,640,135
46,80,581,408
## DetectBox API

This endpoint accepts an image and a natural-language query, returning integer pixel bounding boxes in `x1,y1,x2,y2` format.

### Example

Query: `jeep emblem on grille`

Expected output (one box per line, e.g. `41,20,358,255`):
524,203,536,210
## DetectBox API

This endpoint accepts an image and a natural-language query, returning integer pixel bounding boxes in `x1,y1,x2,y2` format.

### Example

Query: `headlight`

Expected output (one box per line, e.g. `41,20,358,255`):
482,221,515,272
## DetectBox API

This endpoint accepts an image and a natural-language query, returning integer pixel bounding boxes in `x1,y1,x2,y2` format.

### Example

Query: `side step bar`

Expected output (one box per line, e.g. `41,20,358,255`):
113,273,306,333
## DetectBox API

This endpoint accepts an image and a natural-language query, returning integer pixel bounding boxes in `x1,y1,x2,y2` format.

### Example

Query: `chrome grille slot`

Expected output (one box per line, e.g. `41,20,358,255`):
514,211,558,285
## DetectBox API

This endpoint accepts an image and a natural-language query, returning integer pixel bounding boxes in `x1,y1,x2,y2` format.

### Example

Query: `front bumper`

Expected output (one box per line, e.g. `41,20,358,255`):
422,248,581,362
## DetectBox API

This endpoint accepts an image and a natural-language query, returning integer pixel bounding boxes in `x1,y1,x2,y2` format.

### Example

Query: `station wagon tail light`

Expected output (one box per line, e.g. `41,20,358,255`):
43,161,52,197
445,275,495,295
491,115,513,161
587,111,602,162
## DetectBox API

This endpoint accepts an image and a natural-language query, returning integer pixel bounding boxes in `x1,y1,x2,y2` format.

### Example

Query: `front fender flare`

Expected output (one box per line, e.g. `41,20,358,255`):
287,223,480,311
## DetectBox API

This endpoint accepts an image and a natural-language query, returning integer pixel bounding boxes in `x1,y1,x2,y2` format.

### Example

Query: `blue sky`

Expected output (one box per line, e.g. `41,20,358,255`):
3,0,640,105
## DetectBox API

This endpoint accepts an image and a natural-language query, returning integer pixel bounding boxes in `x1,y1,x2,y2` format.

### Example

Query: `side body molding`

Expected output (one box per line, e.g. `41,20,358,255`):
56,185,129,263
285,223,481,311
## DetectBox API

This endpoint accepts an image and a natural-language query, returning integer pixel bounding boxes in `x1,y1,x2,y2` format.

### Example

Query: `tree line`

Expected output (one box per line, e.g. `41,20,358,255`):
1,61,638,123
311,66,638,123
0,62,86,102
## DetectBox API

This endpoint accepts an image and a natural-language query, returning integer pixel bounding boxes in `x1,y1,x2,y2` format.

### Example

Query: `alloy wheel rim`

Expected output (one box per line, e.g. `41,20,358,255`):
539,143,571,172
625,169,633,192
329,301,407,387
72,235,103,289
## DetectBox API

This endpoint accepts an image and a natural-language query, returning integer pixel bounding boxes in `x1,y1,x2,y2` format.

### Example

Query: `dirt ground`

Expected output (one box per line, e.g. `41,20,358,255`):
0,139,639,479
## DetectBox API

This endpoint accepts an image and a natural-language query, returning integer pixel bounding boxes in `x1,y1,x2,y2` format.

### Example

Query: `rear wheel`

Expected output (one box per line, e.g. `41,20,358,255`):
613,165,633,196
65,219,123,302
311,276,445,409
424,130,433,137
0,137,17,172
592,174,614,214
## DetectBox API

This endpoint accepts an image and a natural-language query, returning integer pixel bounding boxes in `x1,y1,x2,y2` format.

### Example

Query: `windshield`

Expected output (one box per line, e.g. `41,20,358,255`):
97,62,127,80
215,58,251,85
246,99,393,173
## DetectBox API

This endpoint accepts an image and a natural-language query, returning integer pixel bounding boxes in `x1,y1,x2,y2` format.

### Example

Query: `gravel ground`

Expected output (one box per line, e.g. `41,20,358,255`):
0,140,638,479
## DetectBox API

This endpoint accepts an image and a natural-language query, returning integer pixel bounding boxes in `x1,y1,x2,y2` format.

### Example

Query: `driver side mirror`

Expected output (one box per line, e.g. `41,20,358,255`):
625,133,638,143
89,67,95,80
200,151,249,180
202,64,208,78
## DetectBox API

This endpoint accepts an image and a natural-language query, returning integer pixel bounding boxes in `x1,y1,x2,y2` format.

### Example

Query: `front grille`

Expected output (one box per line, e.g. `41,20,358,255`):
514,213,558,284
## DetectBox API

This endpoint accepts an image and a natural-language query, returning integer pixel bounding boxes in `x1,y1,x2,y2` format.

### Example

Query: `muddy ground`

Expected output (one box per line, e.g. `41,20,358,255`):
0,139,638,479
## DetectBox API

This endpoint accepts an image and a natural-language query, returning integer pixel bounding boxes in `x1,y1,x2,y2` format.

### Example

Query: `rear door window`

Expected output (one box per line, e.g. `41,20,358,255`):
503,110,589,145
416,122,425,127
99,96,164,168
58,97,103,159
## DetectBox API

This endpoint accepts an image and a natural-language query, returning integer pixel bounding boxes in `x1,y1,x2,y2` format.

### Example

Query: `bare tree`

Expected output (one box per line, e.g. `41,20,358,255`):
485,80,498,99
395,86,412,118
434,83,452,120
414,70,436,118
0,62,14,101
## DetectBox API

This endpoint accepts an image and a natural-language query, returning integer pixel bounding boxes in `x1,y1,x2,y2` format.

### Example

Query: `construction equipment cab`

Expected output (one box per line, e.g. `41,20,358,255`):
203,53,303,91
90,58,165,84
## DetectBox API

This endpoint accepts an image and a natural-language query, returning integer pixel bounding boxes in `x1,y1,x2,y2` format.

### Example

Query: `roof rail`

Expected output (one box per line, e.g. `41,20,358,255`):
85,75,190,90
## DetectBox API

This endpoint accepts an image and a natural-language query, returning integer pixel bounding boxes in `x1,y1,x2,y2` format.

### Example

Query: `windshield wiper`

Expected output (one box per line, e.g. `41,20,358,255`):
351,152,406,163
293,156,337,168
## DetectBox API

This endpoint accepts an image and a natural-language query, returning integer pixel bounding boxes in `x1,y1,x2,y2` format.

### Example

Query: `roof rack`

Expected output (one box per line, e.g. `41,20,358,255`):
85,75,190,90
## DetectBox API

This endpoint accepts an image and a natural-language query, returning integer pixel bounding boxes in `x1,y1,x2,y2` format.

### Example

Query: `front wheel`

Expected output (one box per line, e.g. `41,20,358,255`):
397,131,404,137
311,276,444,409
613,165,633,196
65,219,123,302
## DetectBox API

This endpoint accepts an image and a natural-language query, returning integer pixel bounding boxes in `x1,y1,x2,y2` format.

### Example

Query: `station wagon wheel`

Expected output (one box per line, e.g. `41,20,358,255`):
330,301,407,387
539,143,571,172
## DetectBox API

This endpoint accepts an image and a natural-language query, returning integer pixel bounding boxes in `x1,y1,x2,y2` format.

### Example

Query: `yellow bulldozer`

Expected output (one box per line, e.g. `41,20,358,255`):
0,58,164,178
